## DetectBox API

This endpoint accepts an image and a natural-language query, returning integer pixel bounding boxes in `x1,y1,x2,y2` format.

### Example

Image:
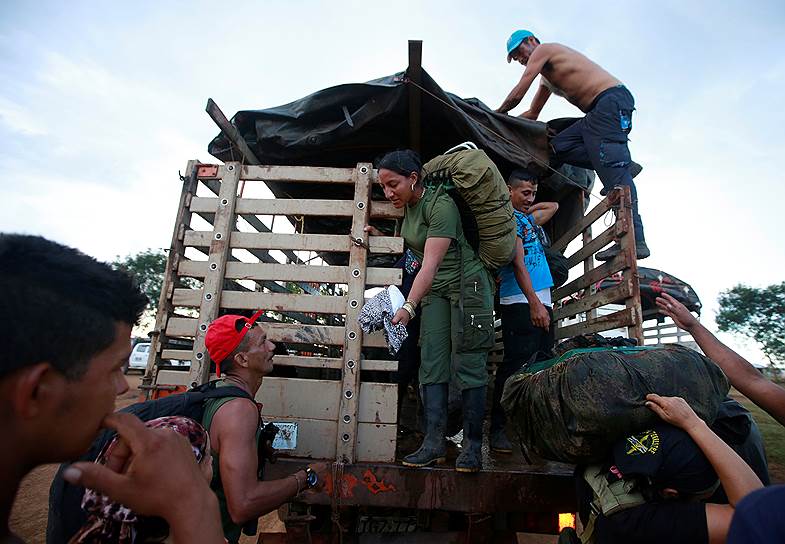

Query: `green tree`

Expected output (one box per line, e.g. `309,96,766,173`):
716,282,785,365
112,249,167,312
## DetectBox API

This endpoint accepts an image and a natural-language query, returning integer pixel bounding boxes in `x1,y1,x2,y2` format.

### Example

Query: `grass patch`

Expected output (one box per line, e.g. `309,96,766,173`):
731,389,785,483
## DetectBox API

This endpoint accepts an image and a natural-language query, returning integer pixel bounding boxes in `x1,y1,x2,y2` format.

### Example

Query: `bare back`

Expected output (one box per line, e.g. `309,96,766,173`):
538,43,621,112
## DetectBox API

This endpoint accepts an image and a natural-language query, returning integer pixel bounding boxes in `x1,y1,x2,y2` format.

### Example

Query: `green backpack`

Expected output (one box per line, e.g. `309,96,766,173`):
421,146,516,270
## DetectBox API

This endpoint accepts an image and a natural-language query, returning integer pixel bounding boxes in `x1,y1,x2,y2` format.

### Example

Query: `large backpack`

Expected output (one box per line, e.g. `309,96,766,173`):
421,145,516,270
46,381,253,544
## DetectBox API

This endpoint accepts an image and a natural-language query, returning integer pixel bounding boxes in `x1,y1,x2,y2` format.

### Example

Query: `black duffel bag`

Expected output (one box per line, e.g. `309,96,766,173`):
501,344,730,464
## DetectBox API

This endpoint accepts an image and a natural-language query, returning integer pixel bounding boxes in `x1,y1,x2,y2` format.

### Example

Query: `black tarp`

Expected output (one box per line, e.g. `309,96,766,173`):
207,68,593,263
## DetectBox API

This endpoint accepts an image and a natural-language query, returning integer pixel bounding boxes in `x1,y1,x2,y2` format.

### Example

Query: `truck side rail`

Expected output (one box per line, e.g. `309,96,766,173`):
146,161,404,464
550,186,643,343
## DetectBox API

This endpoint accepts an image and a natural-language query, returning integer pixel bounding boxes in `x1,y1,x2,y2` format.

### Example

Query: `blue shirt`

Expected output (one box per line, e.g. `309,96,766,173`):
498,210,553,299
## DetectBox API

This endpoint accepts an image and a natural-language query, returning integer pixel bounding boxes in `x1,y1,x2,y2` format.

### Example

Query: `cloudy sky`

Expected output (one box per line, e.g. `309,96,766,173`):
2,0,783,359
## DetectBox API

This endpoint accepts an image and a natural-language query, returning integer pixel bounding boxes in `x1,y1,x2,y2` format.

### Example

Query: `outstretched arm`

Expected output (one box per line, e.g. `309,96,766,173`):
496,47,550,114
656,292,785,427
212,400,327,522
646,394,763,544
520,83,552,120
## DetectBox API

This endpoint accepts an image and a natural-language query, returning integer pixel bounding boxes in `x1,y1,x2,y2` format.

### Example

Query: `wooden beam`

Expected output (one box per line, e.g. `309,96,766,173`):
178,260,401,286
205,99,261,165
144,161,199,393
337,162,373,463
551,190,619,253
188,163,241,386
552,251,629,301
566,222,625,270
184,230,403,254
173,288,348,314
407,40,423,153
191,197,402,220
239,165,356,184
552,280,632,321
555,307,636,340
617,186,643,343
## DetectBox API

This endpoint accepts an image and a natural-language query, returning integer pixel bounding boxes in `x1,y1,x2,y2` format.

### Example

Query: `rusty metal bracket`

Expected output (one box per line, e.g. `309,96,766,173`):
196,164,219,178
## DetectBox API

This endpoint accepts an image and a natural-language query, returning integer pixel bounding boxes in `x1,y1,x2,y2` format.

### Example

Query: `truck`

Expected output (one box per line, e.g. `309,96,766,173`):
142,41,644,542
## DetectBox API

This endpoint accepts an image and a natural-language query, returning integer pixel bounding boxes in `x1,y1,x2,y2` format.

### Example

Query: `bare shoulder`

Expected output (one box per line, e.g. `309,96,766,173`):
211,397,259,437
532,43,560,59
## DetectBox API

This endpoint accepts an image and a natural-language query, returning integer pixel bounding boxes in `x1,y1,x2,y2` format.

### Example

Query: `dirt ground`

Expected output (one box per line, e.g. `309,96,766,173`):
12,378,783,543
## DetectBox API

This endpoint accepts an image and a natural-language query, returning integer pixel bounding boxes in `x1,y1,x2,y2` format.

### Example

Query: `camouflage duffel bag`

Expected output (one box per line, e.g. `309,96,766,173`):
501,344,730,464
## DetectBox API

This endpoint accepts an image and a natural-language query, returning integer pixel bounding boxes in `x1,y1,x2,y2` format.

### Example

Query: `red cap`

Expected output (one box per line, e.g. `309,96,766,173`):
204,309,264,377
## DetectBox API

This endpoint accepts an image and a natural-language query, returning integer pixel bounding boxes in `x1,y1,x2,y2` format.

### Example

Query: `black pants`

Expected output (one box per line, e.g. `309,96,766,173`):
551,85,645,243
491,303,554,432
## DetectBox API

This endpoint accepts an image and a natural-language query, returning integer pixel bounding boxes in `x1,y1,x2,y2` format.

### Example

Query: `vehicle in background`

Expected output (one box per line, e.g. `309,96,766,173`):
126,342,150,373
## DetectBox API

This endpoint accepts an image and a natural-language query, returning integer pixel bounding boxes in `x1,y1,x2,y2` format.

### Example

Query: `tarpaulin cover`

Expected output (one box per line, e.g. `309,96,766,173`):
596,267,702,317
501,344,729,464
207,70,593,264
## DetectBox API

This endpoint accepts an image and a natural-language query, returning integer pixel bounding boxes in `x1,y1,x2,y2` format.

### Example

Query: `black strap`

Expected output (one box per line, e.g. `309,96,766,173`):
193,380,254,401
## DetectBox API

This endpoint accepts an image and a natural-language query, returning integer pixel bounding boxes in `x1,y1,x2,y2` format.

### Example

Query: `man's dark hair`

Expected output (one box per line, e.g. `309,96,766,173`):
376,149,422,180
508,168,539,188
0,234,148,379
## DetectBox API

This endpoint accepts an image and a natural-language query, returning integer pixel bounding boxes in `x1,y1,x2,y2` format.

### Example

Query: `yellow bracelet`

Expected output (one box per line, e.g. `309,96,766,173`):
402,301,416,319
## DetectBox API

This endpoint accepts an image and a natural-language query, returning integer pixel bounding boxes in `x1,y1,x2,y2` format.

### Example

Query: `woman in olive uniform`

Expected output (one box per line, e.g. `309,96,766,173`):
366,150,495,472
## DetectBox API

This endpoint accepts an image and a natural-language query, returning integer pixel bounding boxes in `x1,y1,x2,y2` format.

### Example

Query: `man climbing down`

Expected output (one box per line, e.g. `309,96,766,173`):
496,29,650,261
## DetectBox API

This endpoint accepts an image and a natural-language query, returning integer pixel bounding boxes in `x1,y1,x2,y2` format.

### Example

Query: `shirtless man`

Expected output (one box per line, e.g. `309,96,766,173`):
496,30,650,260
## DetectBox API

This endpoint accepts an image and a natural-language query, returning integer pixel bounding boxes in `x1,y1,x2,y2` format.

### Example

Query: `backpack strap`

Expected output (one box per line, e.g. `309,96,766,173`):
578,464,646,544
198,380,256,434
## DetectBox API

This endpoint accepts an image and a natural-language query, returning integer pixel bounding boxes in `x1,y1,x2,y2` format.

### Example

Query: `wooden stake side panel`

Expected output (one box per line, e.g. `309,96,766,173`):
552,187,642,344
144,161,199,393
188,164,241,386
150,161,400,462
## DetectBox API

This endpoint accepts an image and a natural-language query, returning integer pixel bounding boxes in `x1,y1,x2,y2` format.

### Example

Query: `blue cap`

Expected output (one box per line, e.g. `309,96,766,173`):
506,30,534,62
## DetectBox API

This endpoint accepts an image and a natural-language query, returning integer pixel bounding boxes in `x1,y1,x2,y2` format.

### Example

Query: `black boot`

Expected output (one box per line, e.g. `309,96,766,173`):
595,240,650,261
402,383,447,467
456,386,486,473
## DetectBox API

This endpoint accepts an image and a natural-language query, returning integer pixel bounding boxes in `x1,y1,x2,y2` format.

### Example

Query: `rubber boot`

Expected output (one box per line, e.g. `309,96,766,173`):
402,383,447,467
456,386,485,473
490,427,513,454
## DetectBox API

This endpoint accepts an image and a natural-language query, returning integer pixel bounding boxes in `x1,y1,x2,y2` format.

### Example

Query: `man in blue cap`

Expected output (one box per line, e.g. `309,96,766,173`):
496,30,649,261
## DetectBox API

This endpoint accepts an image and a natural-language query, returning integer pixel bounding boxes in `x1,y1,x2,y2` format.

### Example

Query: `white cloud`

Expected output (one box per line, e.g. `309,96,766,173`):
0,97,47,136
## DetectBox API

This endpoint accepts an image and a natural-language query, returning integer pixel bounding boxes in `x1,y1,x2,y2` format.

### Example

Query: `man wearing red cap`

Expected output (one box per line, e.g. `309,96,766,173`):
203,310,326,543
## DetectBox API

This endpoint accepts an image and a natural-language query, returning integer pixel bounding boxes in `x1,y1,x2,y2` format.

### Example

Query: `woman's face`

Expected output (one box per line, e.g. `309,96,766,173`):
378,168,418,208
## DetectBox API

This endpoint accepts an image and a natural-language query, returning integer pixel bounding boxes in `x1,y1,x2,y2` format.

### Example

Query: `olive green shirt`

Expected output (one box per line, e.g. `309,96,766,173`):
401,188,484,294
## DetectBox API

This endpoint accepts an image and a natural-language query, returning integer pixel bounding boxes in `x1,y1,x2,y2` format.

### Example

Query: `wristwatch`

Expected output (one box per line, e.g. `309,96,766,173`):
305,467,318,489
